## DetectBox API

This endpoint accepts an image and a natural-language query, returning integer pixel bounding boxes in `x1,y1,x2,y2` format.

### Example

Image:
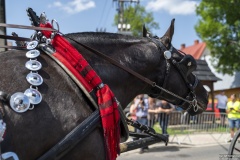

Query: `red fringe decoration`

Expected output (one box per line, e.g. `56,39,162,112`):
96,85,120,160
40,23,120,160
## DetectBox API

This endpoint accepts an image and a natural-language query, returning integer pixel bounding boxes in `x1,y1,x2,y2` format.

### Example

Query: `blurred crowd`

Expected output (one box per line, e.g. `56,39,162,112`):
129,94,175,153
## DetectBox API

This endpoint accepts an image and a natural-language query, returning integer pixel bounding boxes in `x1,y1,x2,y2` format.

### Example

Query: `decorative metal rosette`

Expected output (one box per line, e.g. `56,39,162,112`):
10,40,43,113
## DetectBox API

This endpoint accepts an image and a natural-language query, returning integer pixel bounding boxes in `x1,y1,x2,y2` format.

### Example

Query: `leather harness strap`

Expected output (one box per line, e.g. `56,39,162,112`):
0,23,57,32
0,45,27,50
0,35,32,42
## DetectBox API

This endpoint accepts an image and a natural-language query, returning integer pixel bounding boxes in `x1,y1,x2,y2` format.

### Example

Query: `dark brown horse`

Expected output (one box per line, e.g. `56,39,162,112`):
0,19,208,160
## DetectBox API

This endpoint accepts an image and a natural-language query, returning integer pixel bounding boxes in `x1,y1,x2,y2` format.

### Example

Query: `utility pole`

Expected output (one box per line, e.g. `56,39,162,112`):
113,0,139,35
0,0,6,51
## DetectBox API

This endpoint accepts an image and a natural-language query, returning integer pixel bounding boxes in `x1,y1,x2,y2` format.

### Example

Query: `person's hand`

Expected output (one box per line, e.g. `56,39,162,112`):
157,108,163,113
165,109,172,114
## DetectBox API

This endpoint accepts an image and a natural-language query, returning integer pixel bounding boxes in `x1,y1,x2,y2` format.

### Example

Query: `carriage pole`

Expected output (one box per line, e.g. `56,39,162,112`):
120,137,164,153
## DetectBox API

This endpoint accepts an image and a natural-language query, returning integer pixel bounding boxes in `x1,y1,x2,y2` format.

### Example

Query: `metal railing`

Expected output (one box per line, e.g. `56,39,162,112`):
147,111,229,134
127,111,230,144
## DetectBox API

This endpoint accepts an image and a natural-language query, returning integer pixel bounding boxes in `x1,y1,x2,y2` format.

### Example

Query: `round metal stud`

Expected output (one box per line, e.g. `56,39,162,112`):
25,60,42,71
24,88,42,105
164,51,172,60
26,50,40,59
10,92,30,113
26,72,43,86
26,41,38,50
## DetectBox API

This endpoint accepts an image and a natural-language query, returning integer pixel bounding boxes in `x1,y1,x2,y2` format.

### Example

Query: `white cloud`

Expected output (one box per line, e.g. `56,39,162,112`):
146,0,199,15
48,0,95,14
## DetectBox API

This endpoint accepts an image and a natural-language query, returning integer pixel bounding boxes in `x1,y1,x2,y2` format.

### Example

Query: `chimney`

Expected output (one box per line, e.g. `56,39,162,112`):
181,44,185,50
194,40,199,45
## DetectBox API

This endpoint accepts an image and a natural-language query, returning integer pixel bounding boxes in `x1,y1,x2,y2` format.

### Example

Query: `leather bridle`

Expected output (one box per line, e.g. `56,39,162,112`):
150,37,199,112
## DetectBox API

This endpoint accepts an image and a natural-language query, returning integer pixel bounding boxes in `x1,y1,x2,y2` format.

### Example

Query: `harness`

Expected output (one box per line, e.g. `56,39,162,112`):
0,8,200,160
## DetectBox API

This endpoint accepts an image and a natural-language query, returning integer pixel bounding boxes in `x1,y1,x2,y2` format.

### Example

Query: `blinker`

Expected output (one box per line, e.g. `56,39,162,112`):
26,72,43,86
10,92,30,113
24,88,42,105
164,51,171,60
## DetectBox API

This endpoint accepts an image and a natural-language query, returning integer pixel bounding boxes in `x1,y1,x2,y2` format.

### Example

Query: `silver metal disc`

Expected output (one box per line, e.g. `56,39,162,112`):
24,88,42,105
10,92,30,113
26,72,43,86
27,41,38,50
26,50,40,59
164,51,172,60
25,60,42,71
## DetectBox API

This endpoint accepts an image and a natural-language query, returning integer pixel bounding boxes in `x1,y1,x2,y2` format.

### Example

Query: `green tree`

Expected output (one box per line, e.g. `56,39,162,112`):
195,0,240,75
114,5,159,37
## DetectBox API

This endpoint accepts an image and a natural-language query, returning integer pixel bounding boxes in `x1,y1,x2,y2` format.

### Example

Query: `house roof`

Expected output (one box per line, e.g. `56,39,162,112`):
179,40,221,82
180,40,206,59
194,60,221,82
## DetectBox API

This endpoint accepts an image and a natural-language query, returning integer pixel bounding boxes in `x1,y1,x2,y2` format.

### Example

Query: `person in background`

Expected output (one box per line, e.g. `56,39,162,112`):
129,97,139,122
215,91,228,126
130,94,149,153
147,97,159,127
149,100,174,135
226,94,240,142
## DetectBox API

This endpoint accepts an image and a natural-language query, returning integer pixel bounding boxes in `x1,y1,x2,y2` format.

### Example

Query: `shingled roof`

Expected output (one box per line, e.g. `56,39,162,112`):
194,60,221,82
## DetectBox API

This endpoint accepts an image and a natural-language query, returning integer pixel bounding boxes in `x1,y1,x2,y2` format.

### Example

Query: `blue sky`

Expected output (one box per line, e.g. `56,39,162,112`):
5,0,200,49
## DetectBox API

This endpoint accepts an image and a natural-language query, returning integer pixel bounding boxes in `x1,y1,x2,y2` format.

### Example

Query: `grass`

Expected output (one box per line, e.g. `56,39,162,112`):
126,119,228,136
152,123,228,135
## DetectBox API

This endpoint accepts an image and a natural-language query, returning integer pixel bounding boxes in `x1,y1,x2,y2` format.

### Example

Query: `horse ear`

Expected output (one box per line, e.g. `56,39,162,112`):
143,24,147,37
163,19,175,43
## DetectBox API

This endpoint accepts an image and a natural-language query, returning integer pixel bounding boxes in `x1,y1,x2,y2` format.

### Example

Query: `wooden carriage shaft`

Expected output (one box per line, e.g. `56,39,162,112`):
120,137,163,153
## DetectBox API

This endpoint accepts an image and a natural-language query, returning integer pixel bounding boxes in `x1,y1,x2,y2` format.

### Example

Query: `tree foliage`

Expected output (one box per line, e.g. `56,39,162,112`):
114,5,159,37
195,0,240,75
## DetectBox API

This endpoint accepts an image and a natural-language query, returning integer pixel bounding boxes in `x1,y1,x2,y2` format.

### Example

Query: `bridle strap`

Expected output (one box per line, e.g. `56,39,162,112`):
150,37,199,111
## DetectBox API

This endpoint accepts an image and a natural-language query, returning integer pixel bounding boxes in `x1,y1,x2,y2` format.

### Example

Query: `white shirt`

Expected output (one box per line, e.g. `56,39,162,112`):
215,94,228,109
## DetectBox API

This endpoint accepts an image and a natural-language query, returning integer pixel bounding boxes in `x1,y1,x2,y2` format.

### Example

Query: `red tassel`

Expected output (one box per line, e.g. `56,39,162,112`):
97,85,120,160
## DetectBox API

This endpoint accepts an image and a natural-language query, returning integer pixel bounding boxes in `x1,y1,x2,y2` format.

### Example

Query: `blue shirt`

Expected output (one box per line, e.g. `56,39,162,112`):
135,100,148,118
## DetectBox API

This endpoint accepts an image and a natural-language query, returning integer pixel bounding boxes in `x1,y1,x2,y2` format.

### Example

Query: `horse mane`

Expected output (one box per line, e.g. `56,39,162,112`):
65,32,147,44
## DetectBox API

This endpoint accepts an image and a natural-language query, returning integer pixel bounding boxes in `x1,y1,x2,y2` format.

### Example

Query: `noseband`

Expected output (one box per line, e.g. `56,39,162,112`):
150,37,199,112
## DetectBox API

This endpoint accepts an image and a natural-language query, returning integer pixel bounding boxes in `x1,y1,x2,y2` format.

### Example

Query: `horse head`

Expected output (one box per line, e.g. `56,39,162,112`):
66,19,208,116
143,19,208,116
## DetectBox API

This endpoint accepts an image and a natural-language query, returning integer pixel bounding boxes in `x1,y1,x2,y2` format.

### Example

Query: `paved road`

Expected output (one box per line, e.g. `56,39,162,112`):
118,143,230,160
